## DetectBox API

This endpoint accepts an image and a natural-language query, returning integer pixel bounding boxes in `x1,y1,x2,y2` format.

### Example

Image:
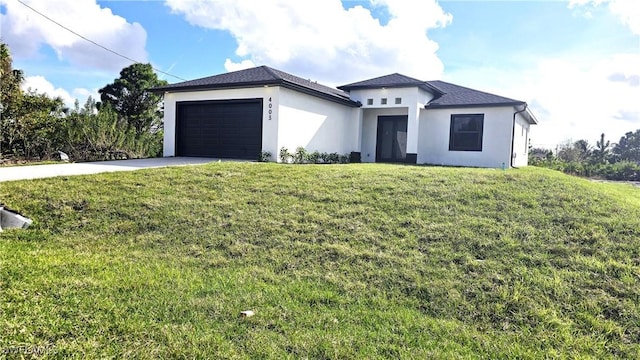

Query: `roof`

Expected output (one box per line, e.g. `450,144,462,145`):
424,80,536,124
150,66,359,107
337,73,440,93
338,74,530,113
152,67,536,123
424,80,525,108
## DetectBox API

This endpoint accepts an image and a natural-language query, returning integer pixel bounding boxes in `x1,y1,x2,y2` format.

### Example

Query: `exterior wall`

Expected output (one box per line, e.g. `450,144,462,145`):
351,87,434,162
277,87,358,158
418,106,516,168
512,113,531,167
348,87,433,109
162,83,532,168
162,87,280,158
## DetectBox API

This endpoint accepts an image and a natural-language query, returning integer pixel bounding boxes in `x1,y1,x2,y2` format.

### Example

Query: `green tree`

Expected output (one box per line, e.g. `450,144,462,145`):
4,91,66,159
98,63,168,137
612,129,640,163
557,139,591,163
591,133,611,164
64,97,162,161
1,42,25,157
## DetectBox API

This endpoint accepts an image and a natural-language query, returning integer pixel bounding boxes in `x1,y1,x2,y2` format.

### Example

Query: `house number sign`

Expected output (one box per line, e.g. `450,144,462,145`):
268,97,273,120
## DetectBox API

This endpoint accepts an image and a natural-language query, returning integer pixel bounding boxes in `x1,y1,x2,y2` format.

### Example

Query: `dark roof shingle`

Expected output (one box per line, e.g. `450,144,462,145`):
151,66,357,106
337,73,436,92
153,67,528,110
424,80,524,108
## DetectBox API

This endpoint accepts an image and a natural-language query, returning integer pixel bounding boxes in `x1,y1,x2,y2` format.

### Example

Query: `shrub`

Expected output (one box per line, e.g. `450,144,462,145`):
306,151,320,164
259,151,272,162
293,147,307,164
279,147,291,163
276,147,350,165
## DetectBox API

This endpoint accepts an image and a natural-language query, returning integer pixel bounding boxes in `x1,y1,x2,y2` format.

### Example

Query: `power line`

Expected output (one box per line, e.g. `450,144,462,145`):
16,0,187,81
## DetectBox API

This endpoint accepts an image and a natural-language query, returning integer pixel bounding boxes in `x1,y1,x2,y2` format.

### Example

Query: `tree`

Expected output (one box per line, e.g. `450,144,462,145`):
591,133,611,164
63,97,162,161
98,63,168,137
528,147,553,165
1,42,25,156
4,91,66,159
557,139,591,163
612,129,640,164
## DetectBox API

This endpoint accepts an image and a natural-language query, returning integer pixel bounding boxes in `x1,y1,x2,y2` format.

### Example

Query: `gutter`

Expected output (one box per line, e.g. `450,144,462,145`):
511,104,528,168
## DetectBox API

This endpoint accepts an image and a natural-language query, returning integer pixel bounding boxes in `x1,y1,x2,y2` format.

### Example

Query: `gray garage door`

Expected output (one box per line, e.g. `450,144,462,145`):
176,99,263,159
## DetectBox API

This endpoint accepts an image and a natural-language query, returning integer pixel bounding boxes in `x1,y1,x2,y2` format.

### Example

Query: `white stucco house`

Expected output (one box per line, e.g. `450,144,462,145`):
151,66,537,167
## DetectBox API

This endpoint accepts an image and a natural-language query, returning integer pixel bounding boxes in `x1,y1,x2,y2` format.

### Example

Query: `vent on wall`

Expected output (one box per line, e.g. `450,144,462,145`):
395,97,402,104
381,98,387,105
367,98,373,105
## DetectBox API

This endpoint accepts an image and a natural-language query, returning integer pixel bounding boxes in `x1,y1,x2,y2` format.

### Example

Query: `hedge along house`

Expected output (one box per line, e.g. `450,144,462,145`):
152,66,537,168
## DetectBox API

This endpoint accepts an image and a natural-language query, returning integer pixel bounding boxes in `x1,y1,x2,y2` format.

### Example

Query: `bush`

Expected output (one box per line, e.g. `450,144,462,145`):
64,102,162,161
259,151,272,162
601,162,640,181
279,147,291,163
534,159,640,182
293,147,307,164
306,151,320,164
277,147,349,165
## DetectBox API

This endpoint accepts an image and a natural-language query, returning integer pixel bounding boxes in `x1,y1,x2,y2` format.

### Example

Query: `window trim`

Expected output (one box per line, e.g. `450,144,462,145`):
449,114,484,152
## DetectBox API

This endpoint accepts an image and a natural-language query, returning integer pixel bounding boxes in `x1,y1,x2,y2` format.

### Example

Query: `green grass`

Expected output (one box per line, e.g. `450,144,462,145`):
1,163,639,358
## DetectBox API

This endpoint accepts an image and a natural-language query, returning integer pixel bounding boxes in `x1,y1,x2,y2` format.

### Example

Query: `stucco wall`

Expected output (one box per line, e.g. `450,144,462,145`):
162,87,280,158
351,87,433,162
512,113,530,167
418,106,515,168
277,87,357,158
348,87,433,110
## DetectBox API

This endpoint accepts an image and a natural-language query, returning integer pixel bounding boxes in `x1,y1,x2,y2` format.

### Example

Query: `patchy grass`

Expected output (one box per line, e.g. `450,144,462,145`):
0,159,64,167
1,163,639,358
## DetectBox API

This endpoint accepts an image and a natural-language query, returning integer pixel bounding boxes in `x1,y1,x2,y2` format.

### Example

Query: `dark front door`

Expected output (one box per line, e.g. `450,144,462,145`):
376,115,408,163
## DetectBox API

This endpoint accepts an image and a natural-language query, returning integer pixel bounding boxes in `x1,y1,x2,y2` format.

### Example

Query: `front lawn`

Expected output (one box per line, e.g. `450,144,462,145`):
1,163,639,358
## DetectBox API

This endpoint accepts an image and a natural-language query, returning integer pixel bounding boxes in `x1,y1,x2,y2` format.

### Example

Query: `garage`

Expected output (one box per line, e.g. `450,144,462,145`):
175,99,263,159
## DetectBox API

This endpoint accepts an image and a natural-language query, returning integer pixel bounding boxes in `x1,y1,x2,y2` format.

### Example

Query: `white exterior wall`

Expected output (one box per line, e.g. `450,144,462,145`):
512,113,531,167
350,87,434,162
418,106,515,168
162,87,280,158
277,87,357,158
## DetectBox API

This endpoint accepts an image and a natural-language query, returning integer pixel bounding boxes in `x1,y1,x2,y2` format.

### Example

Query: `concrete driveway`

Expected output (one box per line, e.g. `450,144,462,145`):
0,157,220,182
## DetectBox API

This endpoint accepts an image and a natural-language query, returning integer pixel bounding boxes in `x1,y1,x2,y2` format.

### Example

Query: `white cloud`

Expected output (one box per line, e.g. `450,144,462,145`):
164,0,452,85
21,75,97,108
224,59,256,72
0,0,148,71
22,75,75,106
447,52,640,148
569,0,640,35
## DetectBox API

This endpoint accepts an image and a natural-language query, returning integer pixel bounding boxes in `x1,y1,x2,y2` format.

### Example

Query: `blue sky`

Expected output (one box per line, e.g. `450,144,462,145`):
1,0,639,148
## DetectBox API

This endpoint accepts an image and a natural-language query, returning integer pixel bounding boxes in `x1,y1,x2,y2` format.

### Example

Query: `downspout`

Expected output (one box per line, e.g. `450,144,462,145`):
511,104,528,168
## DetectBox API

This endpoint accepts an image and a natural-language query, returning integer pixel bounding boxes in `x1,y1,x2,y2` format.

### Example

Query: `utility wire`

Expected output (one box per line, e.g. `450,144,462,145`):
16,0,187,81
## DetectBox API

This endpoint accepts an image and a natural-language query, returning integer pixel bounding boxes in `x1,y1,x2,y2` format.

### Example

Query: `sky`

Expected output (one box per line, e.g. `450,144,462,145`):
1,0,639,149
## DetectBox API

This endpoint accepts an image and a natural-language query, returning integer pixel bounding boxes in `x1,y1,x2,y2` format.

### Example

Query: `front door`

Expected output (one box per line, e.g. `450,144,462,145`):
376,115,408,163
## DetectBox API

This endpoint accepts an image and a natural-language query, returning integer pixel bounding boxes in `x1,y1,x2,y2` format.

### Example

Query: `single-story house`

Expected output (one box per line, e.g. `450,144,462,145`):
151,66,537,167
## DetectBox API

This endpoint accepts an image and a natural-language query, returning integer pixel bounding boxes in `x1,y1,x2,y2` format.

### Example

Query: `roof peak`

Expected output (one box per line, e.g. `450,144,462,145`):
338,73,428,91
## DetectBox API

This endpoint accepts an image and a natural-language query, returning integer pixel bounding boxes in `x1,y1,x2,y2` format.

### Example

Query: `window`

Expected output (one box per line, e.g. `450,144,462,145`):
367,98,373,105
395,97,402,104
449,114,484,151
381,98,387,105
